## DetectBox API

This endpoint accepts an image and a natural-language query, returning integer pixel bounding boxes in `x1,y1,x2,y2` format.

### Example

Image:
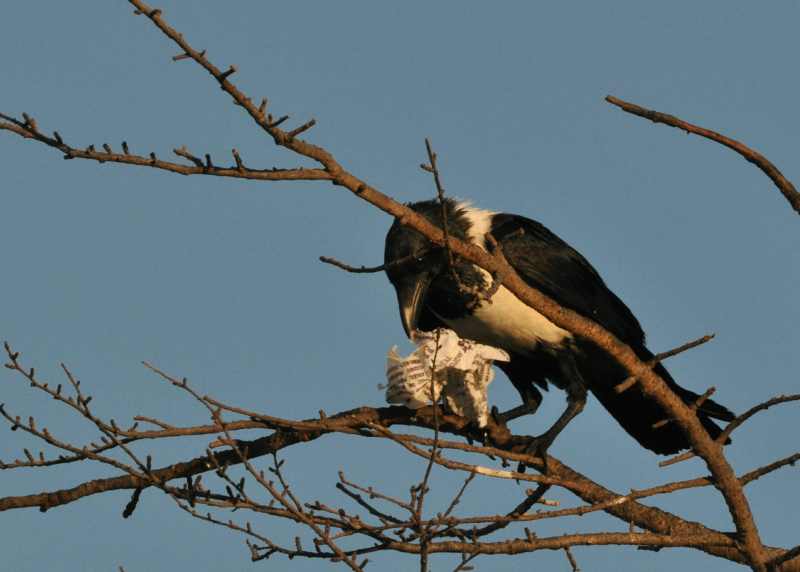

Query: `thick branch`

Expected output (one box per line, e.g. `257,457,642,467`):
1,401,798,569
384,531,735,555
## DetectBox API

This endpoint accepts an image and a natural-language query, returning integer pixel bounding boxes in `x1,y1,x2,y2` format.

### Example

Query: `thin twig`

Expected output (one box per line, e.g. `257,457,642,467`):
564,545,581,572
660,393,800,467
615,334,715,394
319,250,430,274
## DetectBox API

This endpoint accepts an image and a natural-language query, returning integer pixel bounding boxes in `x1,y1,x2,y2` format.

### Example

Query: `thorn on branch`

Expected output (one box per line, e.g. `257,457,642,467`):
287,119,316,139
22,113,36,131
690,387,716,412
173,146,203,168
219,65,237,81
268,115,289,128
652,418,670,430
53,131,63,144
232,148,244,171
614,376,638,394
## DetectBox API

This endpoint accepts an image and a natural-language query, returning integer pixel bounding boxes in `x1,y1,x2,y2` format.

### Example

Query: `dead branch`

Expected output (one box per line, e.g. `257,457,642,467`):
1,346,799,569
0,113,330,182
606,95,800,215
660,393,800,467
319,251,431,274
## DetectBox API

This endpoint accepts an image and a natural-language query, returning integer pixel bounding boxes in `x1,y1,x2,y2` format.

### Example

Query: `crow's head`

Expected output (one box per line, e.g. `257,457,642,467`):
384,199,477,336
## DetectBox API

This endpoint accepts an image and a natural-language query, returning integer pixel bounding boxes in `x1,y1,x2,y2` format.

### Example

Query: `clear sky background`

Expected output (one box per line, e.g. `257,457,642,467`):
2,2,798,571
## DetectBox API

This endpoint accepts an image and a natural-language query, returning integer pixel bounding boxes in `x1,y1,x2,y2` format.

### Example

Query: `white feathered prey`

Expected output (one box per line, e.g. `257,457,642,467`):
385,328,509,427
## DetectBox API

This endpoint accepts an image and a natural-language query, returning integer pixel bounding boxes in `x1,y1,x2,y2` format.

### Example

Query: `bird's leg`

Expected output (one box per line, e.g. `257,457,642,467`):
523,355,587,471
491,383,543,425
487,384,543,446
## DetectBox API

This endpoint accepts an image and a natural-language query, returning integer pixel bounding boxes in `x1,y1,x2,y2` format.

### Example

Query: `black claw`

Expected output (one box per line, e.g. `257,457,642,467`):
519,435,553,474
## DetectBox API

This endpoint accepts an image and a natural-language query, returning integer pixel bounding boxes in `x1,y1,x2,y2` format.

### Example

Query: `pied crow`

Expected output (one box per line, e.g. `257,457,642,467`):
384,199,734,455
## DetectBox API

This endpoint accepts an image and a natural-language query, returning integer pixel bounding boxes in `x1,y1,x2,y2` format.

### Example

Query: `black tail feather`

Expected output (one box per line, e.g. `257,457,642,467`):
576,343,734,455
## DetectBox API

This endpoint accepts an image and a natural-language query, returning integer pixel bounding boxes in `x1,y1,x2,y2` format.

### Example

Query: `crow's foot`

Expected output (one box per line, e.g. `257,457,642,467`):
517,434,554,474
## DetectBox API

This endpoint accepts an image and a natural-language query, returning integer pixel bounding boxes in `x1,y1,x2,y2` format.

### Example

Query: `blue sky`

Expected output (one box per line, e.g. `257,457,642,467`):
1,2,798,571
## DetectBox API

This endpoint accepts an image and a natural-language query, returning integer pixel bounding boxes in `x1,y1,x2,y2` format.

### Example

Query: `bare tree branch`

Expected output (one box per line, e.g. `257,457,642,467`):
2,345,800,568
606,95,800,215
0,113,330,182
660,393,800,467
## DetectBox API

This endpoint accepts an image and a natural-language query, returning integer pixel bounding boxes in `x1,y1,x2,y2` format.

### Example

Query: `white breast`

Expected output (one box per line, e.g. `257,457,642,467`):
445,202,572,354
438,285,571,355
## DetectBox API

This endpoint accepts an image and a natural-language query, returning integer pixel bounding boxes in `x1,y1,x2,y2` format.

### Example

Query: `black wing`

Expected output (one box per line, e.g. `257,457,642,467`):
491,214,733,453
490,213,645,346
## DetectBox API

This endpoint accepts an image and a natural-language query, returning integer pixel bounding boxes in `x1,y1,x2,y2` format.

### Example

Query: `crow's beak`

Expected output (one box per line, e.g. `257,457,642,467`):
395,274,432,338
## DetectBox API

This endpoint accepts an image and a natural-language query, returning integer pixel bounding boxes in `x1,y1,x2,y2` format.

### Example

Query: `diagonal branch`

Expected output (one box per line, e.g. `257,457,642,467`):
606,95,800,215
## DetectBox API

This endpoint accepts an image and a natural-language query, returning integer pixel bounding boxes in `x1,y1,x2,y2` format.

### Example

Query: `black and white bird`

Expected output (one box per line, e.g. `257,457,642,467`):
384,199,734,455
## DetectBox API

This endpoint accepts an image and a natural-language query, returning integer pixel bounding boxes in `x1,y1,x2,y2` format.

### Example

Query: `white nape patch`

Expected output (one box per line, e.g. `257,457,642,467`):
445,201,572,354
457,202,496,250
